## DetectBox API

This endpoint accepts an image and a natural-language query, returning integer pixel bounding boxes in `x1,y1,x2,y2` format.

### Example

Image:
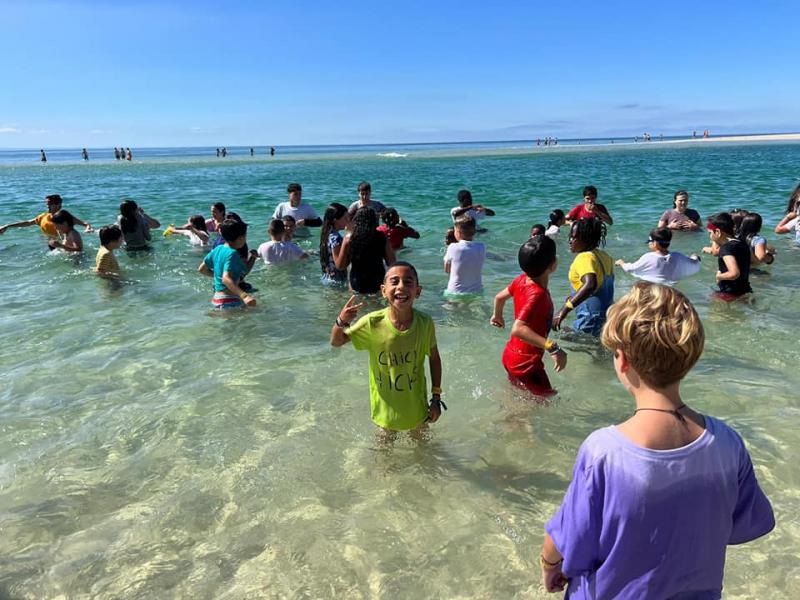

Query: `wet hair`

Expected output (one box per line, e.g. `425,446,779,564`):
282,215,296,224
51,209,75,228
786,183,800,214
319,202,349,273
212,202,226,214
602,282,704,388
357,181,371,193
287,182,302,193
384,260,419,284
530,223,546,236
729,209,749,236
649,227,672,247
707,212,735,236
382,207,399,226
548,209,565,227
99,224,123,246
454,215,476,232
268,218,286,237
582,185,598,198
518,235,557,278
119,199,140,233
45,194,63,206
219,218,247,243
226,212,243,223
350,206,381,263
444,228,457,245
570,217,606,250
672,190,689,208
457,189,473,207
738,212,763,245
189,215,207,231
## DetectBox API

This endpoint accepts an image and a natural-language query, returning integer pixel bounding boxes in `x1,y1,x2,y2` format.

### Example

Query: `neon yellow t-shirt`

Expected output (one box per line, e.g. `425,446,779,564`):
34,212,57,236
568,249,613,292
346,308,437,431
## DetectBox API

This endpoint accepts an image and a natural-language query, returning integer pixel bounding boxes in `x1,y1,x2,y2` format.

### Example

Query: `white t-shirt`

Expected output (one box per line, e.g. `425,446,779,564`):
271,202,319,237
348,199,387,216
784,217,800,244
619,251,701,284
444,240,486,293
450,206,486,223
545,224,560,239
257,240,306,264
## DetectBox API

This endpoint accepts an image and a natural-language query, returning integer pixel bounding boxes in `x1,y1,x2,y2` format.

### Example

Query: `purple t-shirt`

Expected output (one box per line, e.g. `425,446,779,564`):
660,208,701,226
546,416,774,600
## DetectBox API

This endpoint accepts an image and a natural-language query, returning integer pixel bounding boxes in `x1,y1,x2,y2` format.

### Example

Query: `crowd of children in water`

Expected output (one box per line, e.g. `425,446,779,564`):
2,180,795,598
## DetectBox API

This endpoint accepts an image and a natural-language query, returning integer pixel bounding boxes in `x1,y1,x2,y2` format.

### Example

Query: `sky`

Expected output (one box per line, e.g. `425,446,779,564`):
1,0,798,147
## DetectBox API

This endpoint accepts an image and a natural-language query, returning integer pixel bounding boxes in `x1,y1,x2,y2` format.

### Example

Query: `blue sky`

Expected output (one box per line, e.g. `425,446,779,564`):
1,0,798,147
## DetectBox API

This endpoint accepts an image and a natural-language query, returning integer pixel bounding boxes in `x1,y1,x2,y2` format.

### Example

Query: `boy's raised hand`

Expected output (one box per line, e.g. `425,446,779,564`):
490,313,505,328
339,295,364,325
551,348,567,372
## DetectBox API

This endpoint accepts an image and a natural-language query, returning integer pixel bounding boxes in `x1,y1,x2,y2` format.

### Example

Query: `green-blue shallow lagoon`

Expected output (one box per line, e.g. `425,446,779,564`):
1,141,798,598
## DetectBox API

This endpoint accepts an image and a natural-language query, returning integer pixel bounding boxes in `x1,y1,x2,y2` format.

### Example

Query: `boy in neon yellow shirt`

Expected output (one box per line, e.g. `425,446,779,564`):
331,261,444,432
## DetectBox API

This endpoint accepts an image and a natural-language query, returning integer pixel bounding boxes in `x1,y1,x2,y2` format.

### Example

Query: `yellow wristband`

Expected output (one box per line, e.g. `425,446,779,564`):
431,386,442,395
565,299,574,310
540,555,563,571
239,292,248,300
543,339,555,352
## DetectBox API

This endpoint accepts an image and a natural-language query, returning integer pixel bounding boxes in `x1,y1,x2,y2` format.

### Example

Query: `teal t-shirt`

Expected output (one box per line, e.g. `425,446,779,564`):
346,308,437,431
203,245,245,292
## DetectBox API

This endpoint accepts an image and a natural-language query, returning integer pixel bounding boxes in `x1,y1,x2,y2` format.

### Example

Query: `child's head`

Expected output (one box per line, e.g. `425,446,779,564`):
351,206,379,237
51,209,75,232
281,215,296,240
120,199,138,218
211,202,226,221
568,217,606,252
457,189,473,208
738,212,763,242
706,212,735,240
381,261,421,307
444,227,457,246
268,218,286,241
548,209,565,227
786,182,800,214
602,282,704,389
189,215,207,231
454,216,476,241
323,202,349,230
99,224,123,249
518,234,557,279
673,190,690,209
582,185,598,202
530,223,546,237
648,227,672,251
287,182,302,205
382,207,400,227
45,194,63,212
357,181,372,201
729,208,749,236
220,218,248,247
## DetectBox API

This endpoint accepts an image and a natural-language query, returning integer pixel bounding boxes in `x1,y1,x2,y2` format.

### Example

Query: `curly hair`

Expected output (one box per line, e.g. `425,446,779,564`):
570,217,606,250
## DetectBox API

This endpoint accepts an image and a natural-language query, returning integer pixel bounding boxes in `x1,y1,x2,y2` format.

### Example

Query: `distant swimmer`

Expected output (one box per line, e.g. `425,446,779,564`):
40,149,47,162
221,147,227,157
216,148,220,157
125,148,132,161
81,148,89,161
270,146,276,156
250,147,254,156
114,147,121,160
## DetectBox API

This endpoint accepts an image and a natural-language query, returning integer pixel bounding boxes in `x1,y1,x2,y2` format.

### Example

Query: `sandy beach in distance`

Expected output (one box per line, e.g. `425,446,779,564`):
662,132,800,144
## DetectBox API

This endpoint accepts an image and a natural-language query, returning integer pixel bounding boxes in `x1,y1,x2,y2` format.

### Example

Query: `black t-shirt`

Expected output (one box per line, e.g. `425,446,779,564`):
718,239,752,295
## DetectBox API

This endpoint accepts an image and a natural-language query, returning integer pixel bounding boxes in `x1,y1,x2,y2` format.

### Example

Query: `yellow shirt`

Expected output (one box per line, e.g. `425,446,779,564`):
95,246,120,274
568,249,614,292
34,212,57,236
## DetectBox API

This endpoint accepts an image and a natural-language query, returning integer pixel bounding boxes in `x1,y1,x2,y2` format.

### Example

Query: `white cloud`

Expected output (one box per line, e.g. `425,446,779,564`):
28,128,50,134
0,126,21,134
89,129,112,134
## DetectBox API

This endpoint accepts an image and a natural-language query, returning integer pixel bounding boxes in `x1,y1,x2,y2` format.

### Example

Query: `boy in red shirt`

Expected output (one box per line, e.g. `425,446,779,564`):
565,185,613,225
491,235,567,395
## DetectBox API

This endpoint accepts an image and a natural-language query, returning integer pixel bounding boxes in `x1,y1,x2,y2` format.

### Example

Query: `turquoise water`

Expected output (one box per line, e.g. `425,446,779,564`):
1,142,799,598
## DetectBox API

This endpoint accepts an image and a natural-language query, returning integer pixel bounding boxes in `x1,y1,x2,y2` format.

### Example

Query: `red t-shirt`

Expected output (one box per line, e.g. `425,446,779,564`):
502,274,554,376
377,224,413,249
567,203,609,221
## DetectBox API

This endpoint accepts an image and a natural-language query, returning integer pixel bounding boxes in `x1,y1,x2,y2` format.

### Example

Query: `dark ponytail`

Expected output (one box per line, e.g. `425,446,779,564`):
319,203,348,273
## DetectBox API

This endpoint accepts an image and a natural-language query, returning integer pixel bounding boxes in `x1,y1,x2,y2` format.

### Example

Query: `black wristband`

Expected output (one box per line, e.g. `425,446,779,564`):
335,316,350,329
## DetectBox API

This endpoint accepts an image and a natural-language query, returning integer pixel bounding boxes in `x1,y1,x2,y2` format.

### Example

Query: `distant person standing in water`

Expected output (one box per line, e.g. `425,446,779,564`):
216,148,220,157
348,181,387,217
81,148,89,161
221,147,227,157
126,148,132,161
40,149,47,162
114,147,121,160
250,147,254,156
270,146,276,156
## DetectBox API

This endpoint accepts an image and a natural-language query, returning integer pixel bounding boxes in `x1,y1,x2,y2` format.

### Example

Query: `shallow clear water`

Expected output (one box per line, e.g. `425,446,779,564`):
1,142,799,598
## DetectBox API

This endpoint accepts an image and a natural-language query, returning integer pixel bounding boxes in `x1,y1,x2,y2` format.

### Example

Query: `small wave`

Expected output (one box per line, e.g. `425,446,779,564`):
376,152,408,158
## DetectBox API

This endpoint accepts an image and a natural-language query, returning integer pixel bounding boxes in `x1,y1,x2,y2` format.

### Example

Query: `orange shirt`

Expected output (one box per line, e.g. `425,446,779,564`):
34,212,57,236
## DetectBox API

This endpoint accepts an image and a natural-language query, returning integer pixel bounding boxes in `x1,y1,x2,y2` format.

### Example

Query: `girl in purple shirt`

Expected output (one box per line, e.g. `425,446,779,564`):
541,283,774,599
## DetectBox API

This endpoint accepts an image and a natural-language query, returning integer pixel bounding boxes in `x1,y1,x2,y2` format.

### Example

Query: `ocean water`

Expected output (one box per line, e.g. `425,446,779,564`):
0,141,799,598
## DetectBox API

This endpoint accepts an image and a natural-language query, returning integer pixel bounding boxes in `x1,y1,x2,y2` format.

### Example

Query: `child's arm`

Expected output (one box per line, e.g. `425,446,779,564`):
553,274,598,330
330,295,364,347
752,240,771,265
511,319,567,372
481,205,496,216
775,212,796,234
540,534,568,593
490,287,511,327
702,242,720,256
61,231,83,252
399,221,421,239
426,345,444,423
222,271,256,306
0,218,37,233
716,255,740,282
384,237,396,266
198,261,212,276
334,236,351,270
73,216,93,232
139,209,160,229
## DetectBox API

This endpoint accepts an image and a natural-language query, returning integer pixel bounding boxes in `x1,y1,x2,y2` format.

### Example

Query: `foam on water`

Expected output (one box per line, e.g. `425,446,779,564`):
1,142,799,597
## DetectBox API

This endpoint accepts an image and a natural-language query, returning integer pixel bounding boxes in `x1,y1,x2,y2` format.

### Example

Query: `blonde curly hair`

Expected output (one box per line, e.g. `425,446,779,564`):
601,282,704,388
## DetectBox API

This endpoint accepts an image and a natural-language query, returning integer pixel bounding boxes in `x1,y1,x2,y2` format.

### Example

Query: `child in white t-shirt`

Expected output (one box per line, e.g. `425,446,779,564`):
257,219,309,264
444,216,486,295
615,228,701,285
